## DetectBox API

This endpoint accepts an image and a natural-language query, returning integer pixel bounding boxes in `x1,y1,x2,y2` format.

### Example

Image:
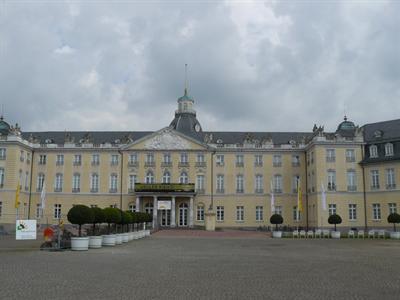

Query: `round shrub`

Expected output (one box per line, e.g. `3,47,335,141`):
103,207,121,234
328,214,342,231
67,205,94,237
270,214,284,231
387,213,400,232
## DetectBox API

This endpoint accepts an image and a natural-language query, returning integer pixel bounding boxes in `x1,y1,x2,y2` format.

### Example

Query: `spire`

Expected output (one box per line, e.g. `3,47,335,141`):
184,63,188,95
344,115,347,121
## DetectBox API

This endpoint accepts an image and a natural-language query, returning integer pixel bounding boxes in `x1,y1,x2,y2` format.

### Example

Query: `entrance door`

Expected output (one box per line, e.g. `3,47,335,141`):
160,210,171,227
179,203,188,226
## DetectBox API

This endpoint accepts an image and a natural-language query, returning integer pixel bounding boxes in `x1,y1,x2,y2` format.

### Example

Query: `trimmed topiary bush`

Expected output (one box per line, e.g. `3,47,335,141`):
387,213,400,232
91,207,105,236
67,205,94,237
103,207,121,234
328,214,342,231
270,214,284,231
121,211,133,232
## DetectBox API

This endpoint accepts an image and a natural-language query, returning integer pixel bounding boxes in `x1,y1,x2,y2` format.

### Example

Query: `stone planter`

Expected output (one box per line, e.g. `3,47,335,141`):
128,232,134,241
102,234,116,246
331,231,341,239
89,236,103,249
122,233,129,243
133,232,140,239
272,231,282,238
71,237,90,251
116,234,123,244
145,230,151,237
390,232,400,239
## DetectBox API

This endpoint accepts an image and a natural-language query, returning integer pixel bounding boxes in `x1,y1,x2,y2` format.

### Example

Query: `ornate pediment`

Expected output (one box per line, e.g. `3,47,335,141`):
143,128,191,150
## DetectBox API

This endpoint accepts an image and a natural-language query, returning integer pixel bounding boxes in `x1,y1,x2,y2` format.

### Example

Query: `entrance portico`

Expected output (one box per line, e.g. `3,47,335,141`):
134,183,195,229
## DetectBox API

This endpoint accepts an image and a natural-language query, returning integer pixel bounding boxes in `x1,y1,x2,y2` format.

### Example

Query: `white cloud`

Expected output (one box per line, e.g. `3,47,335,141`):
54,45,76,55
79,70,99,88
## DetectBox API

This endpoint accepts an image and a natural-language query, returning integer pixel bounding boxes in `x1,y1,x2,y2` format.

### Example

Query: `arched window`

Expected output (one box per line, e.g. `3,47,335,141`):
55,173,63,192
385,143,394,157
162,171,171,184
145,171,154,184
179,171,188,184
369,145,378,158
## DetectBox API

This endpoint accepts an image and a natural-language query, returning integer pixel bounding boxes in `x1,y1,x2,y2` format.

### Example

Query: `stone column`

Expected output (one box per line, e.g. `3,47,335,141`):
136,196,140,212
171,196,176,228
189,196,194,228
153,196,158,229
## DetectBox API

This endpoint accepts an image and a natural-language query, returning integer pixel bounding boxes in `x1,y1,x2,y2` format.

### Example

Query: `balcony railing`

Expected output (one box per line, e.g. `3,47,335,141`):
54,187,62,192
195,162,206,167
371,185,380,190
90,188,98,193
326,157,336,163
178,162,189,168
347,185,357,192
161,162,172,168
73,161,82,166
236,162,244,168
128,161,138,167
292,162,300,167
346,157,356,163
0,156,6,160
196,188,205,194
236,189,244,193
273,188,282,194
254,162,263,167
72,188,80,193
216,188,225,194
273,162,282,167
91,161,100,166
109,188,117,193
327,183,336,191
144,162,155,167
386,184,396,190
128,188,135,194
255,189,263,194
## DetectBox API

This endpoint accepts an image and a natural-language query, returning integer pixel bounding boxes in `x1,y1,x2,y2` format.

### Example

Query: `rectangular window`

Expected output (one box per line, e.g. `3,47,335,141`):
26,153,31,163
255,174,263,193
129,175,137,191
311,151,314,164
180,153,188,164
73,154,82,166
372,203,381,220
216,206,224,221
197,206,205,221
236,155,244,167
129,153,137,165
256,206,263,221
163,153,171,164
54,204,61,219
56,154,64,166
72,173,80,192
273,175,282,193
327,170,336,191
328,204,337,216
292,175,299,193
216,154,224,166
346,149,355,162
371,170,380,190
385,143,394,157
236,206,244,221
109,174,118,193
54,174,63,192
146,153,154,164
386,168,396,189
196,153,205,163
275,205,282,216
37,173,45,191
349,204,357,220
25,171,29,191
0,201,2,217
0,148,6,160
216,175,224,193
369,145,378,158
0,168,4,188
128,203,135,212
326,149,336,162
20,150,24,162
36,203,41,219
347,170,357,191
39,155,47,165
292,155,300,167
254,155,263,167
196,175,205,193
236,174,244,193
273,155,282,167
111,154,119,165
389,203,397,214
92,154,100,165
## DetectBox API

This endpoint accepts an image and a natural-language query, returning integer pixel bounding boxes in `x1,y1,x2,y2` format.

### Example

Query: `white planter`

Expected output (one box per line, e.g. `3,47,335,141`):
133,232,140,239
140,231,145,238
71,237,89,251
272,231,282,238
89,236,103,249
122,233,129,243
145,230,150,236
331,231,341,239
116,234,123,244
102,234,116,246
128,232,133,241
390,232,400,239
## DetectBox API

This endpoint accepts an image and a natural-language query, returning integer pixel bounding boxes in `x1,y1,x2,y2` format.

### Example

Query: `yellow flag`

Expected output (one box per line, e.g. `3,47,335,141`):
297,180,303,213
15,181,20,209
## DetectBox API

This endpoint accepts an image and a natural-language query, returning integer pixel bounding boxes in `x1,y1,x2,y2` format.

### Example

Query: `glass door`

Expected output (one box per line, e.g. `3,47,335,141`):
179,203,188,226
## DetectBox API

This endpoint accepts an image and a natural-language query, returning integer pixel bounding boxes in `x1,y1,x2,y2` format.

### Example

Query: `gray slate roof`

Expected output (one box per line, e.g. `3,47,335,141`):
362,119,400,142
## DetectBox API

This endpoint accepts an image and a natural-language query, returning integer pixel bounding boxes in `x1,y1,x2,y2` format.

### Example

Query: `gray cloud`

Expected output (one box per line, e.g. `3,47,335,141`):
0,1,399,133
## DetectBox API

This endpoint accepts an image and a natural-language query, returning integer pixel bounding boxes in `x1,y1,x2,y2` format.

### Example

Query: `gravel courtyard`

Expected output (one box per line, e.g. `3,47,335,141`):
1,231,400,299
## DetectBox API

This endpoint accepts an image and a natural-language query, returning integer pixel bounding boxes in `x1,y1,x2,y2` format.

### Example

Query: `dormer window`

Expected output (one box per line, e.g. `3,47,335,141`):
369,145,378,158
385,143,394,157
374,130,383,138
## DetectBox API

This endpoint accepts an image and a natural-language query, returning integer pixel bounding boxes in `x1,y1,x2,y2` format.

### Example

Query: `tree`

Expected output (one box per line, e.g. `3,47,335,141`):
121,211,132,232
328,214,342,231
387,213,400,232
91,207,105,235
270,214,283,231
67,205,94,237
103,207,121,234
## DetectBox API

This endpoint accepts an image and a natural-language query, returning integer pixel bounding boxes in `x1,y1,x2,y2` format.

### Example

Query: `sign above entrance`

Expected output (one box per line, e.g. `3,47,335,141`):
135,183,195,193
158,201,171,210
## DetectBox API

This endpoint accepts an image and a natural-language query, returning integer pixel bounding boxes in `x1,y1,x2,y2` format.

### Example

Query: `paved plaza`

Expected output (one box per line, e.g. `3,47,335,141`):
1,230,400,299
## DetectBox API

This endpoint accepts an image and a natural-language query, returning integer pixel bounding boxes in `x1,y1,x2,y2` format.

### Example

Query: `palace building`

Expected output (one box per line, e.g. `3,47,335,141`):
0,88,399,230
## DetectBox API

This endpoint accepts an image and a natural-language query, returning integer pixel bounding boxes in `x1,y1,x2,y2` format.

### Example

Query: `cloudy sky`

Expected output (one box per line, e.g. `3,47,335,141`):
1,0,399,133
